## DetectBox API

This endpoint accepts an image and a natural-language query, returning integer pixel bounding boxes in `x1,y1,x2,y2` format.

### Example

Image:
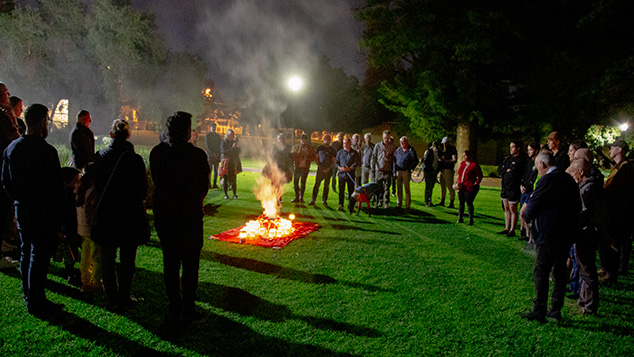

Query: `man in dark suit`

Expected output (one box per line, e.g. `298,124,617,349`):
520,151,581,322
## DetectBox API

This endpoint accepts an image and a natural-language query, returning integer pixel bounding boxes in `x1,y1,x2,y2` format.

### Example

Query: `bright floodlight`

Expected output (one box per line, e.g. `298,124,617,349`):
620,123,629,131
288,76,303,92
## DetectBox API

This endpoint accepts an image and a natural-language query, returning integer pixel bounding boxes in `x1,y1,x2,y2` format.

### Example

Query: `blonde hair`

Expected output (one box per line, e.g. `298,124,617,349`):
110,118,130,140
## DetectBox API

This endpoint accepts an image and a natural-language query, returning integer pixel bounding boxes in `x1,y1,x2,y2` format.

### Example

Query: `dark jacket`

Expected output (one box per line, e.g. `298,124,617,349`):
499,155,526,195
522,167,581,246
204,131,222,163
578,174,607,239
336,148,360,178
553,149,570,170
316,145,337,171
2,135,66,234
69,122,95,170
150,140,210,231
221,138,241,175
92,139,148,246
393,146,418,174
521,158,538,193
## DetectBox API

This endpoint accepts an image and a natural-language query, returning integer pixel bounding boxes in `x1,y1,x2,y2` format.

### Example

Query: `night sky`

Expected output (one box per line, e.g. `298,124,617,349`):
131,0,366,95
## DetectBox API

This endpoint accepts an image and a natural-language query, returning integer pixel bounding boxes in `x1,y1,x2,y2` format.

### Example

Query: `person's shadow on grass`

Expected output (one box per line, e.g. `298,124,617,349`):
43,266,358,356
201,251,395,293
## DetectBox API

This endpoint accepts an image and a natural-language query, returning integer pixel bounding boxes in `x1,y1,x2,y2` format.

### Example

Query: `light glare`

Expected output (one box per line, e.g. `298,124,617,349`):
288,76,303,92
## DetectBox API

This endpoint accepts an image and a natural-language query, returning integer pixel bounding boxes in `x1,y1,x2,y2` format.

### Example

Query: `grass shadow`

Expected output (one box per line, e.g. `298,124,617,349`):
196,278,381,338
43,267,360,356
43,310,176,356
328,224,401,235
203,203,221,216
201,251,394,293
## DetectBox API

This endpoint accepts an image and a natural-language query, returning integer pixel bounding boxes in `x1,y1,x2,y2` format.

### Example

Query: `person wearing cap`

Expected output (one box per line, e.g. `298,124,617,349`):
439,136,457,208
290,133,314,203
600,139,634,284
547,131,570,170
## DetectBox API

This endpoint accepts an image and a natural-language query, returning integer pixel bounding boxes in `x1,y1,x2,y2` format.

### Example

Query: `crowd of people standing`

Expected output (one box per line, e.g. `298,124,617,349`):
0,79,630,325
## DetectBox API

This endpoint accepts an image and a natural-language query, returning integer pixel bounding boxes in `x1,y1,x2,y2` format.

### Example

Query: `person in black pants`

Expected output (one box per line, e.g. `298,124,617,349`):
204,122,222,189
330,132,344,193
336,138,359,211
2,104,67,317
220,129,241,199
93,119,149,312
151,112,210,321
520,151,581,323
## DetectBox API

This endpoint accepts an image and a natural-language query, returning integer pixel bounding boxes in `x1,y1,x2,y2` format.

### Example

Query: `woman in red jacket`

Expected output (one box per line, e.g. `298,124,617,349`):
456,150,483,225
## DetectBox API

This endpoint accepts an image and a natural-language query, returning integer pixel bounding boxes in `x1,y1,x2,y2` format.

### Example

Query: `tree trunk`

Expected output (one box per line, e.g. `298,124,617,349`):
456,116,477,161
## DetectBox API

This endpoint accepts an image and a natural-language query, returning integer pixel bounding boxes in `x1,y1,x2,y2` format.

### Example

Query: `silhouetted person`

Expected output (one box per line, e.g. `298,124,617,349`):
92,119,149,311
205,122,222,189
0,83,19,269
2,103,66,317
151,112,210,321
69,110,95,170
0,82,19,143
9,96,25,135
220,129,241,199
600,139,634,284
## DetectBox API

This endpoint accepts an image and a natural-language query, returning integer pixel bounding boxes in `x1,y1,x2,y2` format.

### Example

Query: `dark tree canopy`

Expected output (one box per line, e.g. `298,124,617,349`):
357,0,634,154
0,0,207,133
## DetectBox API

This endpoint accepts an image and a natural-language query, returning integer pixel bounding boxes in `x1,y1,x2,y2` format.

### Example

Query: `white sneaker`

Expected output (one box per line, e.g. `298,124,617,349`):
0,256,19,269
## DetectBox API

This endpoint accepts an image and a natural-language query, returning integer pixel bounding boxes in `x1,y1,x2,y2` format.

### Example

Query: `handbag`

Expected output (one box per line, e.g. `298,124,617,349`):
219,157,229,177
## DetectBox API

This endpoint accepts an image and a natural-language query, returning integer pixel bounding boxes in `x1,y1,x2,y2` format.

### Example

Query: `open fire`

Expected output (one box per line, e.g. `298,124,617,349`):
210,148,319,248
239,214,296,241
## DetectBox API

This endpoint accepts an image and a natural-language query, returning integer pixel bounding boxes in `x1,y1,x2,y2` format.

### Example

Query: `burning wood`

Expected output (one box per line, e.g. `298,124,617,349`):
238,214,295,241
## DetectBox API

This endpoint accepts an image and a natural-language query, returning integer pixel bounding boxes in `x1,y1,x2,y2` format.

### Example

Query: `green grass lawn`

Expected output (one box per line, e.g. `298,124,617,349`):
1,170,633,356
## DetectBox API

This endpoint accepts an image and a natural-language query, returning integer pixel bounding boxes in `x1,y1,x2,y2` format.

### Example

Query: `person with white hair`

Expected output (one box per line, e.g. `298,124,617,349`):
566,158,606,314
520,151,581,323
393,136,418,210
